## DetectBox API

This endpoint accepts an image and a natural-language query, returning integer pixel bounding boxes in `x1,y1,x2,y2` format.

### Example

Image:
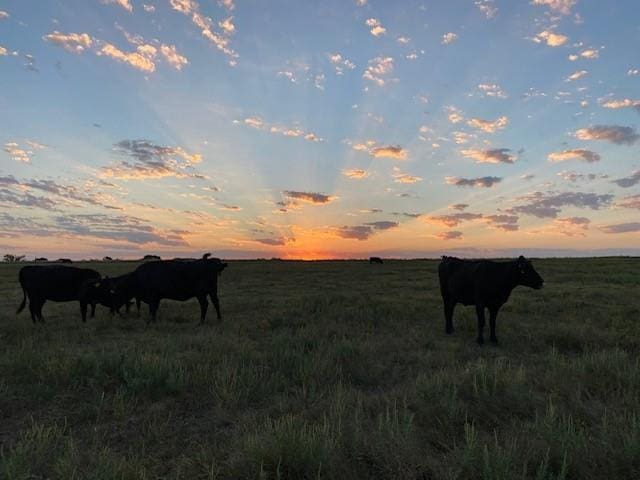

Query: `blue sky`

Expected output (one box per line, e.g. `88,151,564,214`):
1,0,639,259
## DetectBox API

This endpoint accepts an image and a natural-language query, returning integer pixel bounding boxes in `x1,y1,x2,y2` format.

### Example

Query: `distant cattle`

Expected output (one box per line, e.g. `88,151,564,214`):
57,258,73,264
17,266,101,323
34,257,48,262
106,254,227,323
142,254,161,261
438,255,544,345
91,272,140,315
369,256,384,264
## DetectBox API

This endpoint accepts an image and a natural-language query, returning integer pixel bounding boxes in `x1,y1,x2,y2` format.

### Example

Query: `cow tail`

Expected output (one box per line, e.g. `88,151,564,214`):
16,287,26,314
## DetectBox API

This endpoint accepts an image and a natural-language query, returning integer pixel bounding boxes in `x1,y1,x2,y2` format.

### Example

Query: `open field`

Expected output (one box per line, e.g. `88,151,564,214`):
1,258,639,479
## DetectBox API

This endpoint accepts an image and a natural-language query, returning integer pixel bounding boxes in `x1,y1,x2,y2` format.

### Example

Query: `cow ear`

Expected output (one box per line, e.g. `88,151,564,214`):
518,255,525,261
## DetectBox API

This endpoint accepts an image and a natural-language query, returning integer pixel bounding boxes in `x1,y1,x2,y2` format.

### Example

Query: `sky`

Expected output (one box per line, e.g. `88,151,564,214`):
0,0,639,260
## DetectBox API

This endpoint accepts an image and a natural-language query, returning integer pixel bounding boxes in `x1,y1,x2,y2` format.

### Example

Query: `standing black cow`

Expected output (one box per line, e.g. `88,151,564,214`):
16,266,101,323
369,256,384,264
106,254,227,324
91,272,141,315
438,255,544,345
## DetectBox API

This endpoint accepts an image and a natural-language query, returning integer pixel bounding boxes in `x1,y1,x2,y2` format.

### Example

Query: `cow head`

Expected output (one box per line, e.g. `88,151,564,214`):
516,256,544,289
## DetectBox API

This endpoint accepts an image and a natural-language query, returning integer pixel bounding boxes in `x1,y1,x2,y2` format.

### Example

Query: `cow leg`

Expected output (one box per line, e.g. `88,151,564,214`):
444,300,456,334
90,302,96,318
80,301,88,323
209,292,222,321
197,295,209,324
28,298,39,323
148,299,160,323
488,307,499,344
36,299,46,323
476,304,486,345
136,298,141,316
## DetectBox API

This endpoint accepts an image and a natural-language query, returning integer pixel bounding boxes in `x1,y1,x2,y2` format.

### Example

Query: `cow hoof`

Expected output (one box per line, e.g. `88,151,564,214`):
476,337,484,345
490,337,499,344
446,328,454,335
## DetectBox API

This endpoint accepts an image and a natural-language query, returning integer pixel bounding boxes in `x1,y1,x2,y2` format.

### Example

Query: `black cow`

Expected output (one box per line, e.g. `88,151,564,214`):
369,256,384,264
91,272,141,315
438,255,544,345
106,254,228,324
17,266,101,323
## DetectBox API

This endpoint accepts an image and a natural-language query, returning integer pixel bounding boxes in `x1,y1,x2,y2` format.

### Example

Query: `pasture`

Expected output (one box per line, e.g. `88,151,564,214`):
0,258,639,479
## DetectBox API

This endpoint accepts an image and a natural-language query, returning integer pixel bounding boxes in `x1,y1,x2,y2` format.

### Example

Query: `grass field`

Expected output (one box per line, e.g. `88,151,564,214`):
1,258,639,479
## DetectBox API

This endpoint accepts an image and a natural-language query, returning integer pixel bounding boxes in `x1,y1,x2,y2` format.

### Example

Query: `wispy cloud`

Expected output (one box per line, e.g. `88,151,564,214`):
616,194,640,210
612,170,640,188
101,139,203,180
3,141,46,163
575,125,639,145
43,31,93,53
363,56,394,86
328,53,355,75
435,231,463,240
566,70,588,82
601,222,640,234
283,191,335,205
476,83,507,98
475,0,498,19
392,168,422,184
335,221,398,240
239,116,323,142
532,0,577,15
548,149,600,163
101,0,133,12
467,116,508,133
365,18,386,37
442,32,458,45
533,30,568,47
169,0,238,65
511,191,613,218
0,11,9,20
461,148,516,164
445,176,503,187
600,98,640,113
343,169,369,179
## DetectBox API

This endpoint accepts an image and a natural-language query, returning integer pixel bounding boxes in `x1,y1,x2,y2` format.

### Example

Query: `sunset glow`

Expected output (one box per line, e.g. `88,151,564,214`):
1,0,638,259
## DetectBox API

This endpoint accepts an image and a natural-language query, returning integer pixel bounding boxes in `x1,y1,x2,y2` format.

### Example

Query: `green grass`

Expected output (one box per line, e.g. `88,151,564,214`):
0,258,639,479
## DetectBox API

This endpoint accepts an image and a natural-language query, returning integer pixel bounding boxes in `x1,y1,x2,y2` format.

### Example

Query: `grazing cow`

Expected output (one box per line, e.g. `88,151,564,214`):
16,266,101,323
369,256,384,264
107,254,228,324
438,255,544,345
58,258,73,264
91,272,141,315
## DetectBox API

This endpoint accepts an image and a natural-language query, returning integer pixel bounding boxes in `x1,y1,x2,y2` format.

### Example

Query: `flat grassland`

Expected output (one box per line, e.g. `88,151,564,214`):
1,258,639,479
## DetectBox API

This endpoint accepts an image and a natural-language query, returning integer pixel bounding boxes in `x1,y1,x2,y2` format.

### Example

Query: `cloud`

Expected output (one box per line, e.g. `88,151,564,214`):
557,171,604,182
445,106,464,124
533,30,568,47
101,139,203,180
548,149,600,163
343,169,369,179
426,213,483,227
363,56,393,86
612,170,640,188
600,222,640,234
475,0,498,19
98,42,156,72
160,44,189,70
617,194,640,210
566,70,588,81
600,98,640,113
451,203,469,211
328,53,355,75
143,4,156,12
446,176,503,188
53,214,189,245
0,11,8,20
283,191,335,205
549,217,591,236
44,30,188,72
467,116,508,133
101,0,133,12
0,46,7,56
219,17,235,35
3,141,45,163
335,221,398,240
365,18,386,37
392,168,422,184
239,116,323,142
255,237,288,246
629,69,640,77
442,32,458,45
397,36,410,44
532,0,577,15
436,231,463,240
170,0,238,65
371,145,407,160
43,31,93,53
484,214,519,231
575,125,639,145
356,0,367,5
460,148,516,164
574,48,599,60
476,83,507,98
511,191,614,218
